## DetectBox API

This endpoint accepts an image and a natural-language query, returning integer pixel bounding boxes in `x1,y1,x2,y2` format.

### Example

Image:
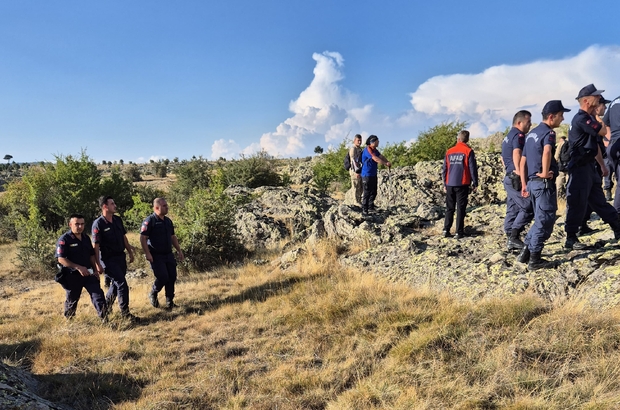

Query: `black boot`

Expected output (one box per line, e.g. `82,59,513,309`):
528,252,549,271
565,235,587,250
606,189,613,201
149,290,159,308
517,246,530,264
507,229,525,251
164,298,177,310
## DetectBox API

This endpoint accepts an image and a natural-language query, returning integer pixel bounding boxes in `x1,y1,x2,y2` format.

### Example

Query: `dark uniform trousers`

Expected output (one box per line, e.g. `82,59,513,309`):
103,254,129,313
444,185,469,234
61,272,106,318
566,163,620,234
150,252,177,300
503,176,534,234
523,179,557,253
604,155,615,191
362,176,378,212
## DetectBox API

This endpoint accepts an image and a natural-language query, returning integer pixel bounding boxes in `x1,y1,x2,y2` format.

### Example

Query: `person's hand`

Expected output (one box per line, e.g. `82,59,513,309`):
177,250,185,262
443,186,447,193
76,266,90,277
601,165,610,177
95,264,104,275
128,252,135,264
470,185,477,192
521,187,529,198
145,253,153,263
386,161,392,168
536,170,554,179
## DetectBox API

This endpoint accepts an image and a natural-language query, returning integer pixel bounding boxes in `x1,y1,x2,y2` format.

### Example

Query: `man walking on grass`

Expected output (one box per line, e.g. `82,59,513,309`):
141,197,184,310
92,195,138,322
56,214,107,322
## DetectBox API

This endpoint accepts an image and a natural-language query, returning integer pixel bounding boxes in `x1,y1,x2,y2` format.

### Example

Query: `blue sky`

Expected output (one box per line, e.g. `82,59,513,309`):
1,1,619,163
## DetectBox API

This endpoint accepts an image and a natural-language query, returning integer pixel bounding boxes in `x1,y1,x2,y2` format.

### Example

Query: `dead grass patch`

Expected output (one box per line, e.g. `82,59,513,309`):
2,241,620,409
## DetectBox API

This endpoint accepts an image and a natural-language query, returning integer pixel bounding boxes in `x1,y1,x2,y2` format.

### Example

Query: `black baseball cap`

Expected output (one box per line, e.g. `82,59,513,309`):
599,96,611,104
576,84,604,100
542,100,571,116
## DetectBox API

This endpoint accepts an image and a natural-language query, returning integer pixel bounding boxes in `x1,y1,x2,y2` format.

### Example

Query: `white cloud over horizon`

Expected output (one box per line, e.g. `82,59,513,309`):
210,44,620,159
408,44,620,136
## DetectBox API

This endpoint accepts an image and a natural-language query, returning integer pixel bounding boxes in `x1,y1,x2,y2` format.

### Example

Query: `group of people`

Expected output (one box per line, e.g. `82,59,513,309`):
55,196,184,322
347,83,620,272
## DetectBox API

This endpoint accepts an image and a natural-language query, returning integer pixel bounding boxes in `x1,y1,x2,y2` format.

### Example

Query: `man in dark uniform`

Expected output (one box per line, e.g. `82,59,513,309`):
517,100,569,270
604,94,620,211
55,214,107,321
442,130,478,239
564,84,620,249
92,196,138,322
140,197,184,310
501,110,534,250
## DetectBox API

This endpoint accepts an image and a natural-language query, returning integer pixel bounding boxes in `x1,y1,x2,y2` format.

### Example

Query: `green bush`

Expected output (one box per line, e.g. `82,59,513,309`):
217,151,284,189
175,182,244,271
169,157,211,206
410,121,468,163
15,217,57,277
122,164,142,182
311,140,349,193
120,185,165,230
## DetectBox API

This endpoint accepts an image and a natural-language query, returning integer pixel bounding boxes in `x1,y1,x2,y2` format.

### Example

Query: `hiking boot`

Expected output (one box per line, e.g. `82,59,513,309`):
164,299,177,310
149,290,159,308
578,225,594,236
104,297,114,315
605,189,613,201
454,232,465,240
507,237,525,251
442,230,452,238
104,276,111,289
528,252,549,271
565,236,587,250
517,246,530,264
121,311,140,323
100,314,109,324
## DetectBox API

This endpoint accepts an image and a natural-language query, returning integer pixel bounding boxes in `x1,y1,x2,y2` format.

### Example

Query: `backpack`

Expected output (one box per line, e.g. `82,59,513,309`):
558,140,570,172
344,149,362,173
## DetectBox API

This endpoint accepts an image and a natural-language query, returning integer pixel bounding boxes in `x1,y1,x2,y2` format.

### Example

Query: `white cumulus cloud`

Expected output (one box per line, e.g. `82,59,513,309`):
407,44,620,136
210,139,241,160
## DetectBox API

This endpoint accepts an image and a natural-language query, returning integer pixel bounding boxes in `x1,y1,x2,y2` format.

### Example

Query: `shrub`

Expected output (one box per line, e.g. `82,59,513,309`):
175,183,244,271
311,140,349,193
169,157,211,206
410,121,468,163
122,164,142,182
15,217,57,277
217,151,284,189
123,185,165,230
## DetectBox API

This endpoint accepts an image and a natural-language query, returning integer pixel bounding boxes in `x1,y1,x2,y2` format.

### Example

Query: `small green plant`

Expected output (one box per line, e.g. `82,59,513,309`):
217,151,284,189
175,182,244,270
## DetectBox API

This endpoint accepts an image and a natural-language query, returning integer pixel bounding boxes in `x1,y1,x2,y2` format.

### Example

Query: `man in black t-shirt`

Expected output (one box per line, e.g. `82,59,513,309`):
140,198,184,310
56,214,107,321
92,196,138,322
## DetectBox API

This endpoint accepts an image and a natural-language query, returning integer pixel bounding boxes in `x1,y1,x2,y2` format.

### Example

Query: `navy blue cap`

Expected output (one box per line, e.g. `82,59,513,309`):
599,96,611,104
542,100,571,115
576,84,605,99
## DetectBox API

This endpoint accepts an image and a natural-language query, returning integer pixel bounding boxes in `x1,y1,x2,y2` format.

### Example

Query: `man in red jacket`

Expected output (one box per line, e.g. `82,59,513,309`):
441,130,479,239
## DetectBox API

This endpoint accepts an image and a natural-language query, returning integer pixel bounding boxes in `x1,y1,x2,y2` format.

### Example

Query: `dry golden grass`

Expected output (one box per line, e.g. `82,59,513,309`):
3,240,620,409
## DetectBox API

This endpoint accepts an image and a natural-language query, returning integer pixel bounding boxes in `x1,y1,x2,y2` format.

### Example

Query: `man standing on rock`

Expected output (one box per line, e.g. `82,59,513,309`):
564,84,620,250
141,197,184,310
92,195,138,322
517,100,569,270
348,134,363,204
501,110,534,251
441,130,478,239
604,94,620,210
361,135,391,217
56,214,107,321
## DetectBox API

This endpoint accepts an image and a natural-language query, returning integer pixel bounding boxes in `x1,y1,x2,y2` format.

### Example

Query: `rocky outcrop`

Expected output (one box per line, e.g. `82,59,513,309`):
232,153,620,309
227,186,336,250
0,362,68,409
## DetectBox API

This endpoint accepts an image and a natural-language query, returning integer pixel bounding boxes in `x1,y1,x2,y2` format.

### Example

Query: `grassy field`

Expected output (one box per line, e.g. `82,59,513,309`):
2,239,620,409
